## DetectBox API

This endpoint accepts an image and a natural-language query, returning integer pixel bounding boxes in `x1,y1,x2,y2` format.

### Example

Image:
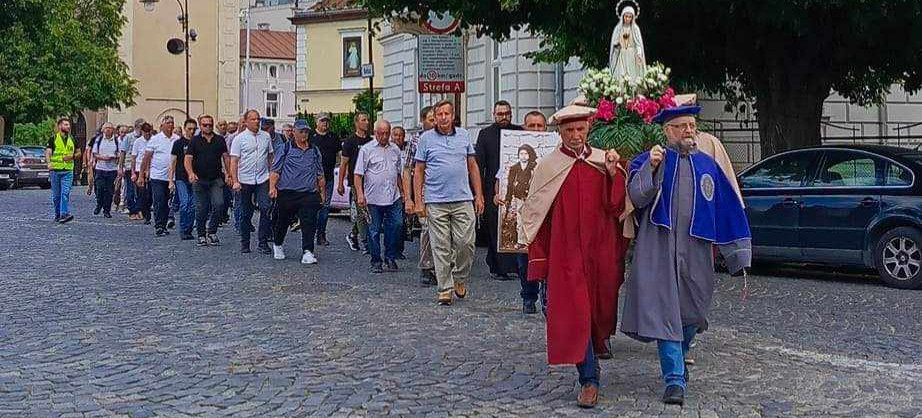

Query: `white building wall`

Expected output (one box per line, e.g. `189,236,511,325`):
240,59,297,124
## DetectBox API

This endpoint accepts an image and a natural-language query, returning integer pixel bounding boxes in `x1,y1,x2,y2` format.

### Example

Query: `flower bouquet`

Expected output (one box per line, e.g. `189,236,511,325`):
577,63,677,159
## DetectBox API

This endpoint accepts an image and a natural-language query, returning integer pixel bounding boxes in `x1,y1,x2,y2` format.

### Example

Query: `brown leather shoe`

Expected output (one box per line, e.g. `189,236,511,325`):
577,384,598,409
453,283,467,299
437,290,453,306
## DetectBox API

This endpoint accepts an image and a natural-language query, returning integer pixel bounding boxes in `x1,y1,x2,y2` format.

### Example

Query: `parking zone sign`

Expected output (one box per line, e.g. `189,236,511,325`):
417,35,465,93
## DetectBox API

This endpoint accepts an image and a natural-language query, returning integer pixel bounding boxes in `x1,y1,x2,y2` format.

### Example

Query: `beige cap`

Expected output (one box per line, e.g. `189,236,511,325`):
549,104,597,125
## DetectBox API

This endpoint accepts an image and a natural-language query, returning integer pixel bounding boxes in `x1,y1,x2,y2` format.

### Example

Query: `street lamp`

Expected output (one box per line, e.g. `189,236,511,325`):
140,0,192,119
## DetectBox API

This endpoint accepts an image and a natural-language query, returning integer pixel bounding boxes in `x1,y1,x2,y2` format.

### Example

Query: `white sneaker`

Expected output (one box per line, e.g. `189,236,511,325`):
301,250,318,265
272,244,286,260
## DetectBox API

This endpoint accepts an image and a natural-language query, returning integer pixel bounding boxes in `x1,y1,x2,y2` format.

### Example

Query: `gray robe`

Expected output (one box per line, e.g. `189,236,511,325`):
621,151,751,342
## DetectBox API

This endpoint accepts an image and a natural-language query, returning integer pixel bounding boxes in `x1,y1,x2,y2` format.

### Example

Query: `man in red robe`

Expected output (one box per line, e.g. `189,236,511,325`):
520,104,628,409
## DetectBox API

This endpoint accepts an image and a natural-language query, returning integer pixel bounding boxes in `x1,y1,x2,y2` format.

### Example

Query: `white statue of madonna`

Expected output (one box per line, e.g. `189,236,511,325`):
609,3,646,81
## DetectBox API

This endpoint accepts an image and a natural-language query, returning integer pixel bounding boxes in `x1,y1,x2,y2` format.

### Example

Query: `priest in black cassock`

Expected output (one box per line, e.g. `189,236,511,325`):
475,100,520,280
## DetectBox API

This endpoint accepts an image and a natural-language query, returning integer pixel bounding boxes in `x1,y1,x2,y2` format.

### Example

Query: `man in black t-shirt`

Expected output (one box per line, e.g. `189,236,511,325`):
310,113,341,246
185,114,231,247
337,112,372,251
169,118,197,240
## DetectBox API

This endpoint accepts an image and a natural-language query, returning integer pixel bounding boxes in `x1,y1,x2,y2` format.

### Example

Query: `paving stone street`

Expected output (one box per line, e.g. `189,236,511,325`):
1,188,921,417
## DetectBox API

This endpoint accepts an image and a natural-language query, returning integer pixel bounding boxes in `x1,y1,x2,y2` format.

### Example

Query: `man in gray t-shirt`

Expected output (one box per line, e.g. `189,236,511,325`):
92,122,120,217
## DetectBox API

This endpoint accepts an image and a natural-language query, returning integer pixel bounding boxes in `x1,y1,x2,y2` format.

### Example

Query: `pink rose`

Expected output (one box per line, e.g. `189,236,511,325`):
596,99,615,122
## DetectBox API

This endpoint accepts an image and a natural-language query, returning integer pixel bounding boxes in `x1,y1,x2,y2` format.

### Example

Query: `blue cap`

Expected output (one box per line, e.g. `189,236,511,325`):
653,105,702,124
260,117,275,126
293,120,310,131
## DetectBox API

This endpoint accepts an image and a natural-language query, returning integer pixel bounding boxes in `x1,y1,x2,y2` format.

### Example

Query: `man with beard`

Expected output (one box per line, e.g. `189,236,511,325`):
475,100,520,280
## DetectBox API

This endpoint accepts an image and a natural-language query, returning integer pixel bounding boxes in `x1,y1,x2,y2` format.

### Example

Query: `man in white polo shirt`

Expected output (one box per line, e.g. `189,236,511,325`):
91,122,120,218
230,109,275,254
139,115,180,237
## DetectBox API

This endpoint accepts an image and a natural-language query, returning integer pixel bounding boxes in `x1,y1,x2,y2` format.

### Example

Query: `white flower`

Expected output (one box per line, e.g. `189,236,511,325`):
615,97,624,105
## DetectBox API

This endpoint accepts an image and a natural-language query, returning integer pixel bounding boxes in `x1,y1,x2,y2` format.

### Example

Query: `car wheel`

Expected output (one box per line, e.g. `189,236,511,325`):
874,227,922,289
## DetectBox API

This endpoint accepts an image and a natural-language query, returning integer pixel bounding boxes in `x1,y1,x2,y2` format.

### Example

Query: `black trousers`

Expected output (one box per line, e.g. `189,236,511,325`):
273,190,321,253
193,178,225,237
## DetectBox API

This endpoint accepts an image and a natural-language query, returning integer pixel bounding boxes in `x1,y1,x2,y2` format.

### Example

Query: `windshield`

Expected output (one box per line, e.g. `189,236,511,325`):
21,147,45,157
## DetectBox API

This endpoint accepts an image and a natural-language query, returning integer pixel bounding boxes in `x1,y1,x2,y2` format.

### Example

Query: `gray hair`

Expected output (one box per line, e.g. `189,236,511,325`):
374,119,392,131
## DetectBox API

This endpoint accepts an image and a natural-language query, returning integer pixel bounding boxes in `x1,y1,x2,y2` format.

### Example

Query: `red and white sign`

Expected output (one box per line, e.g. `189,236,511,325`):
417,35,465,93
423,11,460,35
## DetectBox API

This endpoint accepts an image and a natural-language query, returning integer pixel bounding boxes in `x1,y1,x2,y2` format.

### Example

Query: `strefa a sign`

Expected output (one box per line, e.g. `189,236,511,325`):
417,35,465,93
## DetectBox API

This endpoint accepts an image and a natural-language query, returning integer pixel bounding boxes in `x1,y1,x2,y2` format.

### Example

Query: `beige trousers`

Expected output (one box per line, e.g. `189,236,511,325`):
417,216,435,271
426,201,475,292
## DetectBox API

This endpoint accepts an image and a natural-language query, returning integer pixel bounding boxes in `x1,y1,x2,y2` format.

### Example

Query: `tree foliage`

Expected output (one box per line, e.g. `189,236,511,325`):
352,89,383,121
0,0,137,125
362,0,922,154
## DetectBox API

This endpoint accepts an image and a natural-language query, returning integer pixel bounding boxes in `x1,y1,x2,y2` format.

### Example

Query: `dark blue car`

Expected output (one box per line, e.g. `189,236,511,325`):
739,145,922,289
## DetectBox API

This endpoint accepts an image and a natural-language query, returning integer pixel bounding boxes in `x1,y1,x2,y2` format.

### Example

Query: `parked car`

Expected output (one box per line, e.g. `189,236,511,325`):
0,145,51,190
739,145,922,289
330,167,351,212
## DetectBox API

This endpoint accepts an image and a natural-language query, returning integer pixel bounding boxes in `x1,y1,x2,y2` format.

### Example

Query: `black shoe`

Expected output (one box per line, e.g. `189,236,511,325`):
240,243,251,253
257,244,272,255
346,234,360,251
384,259,398,272
54,215,61,223
491,273,514,281
419,271,435,287
371,263,384,274
197,236,208,247
290,220,301,232
523,301,538,314
207,234,220,246
396,253,407,260
181,232,194,240
155,228,167,237
662,385,685,405
316,233,330,246
143,218,151,225
167,218,175,229
93,207,101,215
58,214,74,224
103,212,112,218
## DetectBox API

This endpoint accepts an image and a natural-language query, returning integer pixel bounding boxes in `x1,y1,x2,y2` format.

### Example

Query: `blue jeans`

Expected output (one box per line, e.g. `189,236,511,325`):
657,325,699,390
175,180,195,234
366,202,403,264
316,180,334,236
124,178,137,213
576,338,600,387
233,190,242,232
239,182,271,247
169,185,179,219
50,170,73,219
150,179,171,229
517,253,539,304
94,169,117,214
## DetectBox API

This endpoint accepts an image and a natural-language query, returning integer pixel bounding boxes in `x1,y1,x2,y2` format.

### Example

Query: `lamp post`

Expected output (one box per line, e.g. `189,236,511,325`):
140,0,192,119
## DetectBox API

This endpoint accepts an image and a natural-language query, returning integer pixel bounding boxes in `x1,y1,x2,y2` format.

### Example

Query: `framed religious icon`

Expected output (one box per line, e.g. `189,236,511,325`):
496,130,560,253
342,37,362,78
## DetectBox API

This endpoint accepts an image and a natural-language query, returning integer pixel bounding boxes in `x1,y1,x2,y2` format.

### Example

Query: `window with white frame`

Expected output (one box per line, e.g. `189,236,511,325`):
265,92,279,118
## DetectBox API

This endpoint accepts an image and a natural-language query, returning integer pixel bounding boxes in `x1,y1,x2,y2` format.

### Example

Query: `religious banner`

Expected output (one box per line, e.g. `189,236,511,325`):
497,130,560,253
417,35,465,93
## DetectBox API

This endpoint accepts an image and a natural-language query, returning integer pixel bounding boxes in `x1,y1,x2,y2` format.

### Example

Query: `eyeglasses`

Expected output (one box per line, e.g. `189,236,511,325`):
495,111,512,117
666,122,698,131
201,123,213,127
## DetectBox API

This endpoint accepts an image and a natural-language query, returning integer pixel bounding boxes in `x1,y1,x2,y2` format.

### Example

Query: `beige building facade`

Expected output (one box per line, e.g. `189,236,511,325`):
291,2,384,115
107,0,240,126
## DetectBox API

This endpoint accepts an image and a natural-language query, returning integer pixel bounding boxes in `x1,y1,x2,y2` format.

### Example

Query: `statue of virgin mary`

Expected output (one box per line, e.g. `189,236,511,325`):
609,3,646,81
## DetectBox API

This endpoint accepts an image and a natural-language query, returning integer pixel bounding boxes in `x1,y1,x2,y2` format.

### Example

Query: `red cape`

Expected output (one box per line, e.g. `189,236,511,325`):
528,156,628,364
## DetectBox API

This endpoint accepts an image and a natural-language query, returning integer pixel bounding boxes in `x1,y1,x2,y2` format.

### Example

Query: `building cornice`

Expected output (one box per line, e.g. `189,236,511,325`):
289,8,367,25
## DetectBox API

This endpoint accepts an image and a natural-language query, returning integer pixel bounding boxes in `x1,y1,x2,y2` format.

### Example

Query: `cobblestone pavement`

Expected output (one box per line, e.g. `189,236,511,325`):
1,188,921,417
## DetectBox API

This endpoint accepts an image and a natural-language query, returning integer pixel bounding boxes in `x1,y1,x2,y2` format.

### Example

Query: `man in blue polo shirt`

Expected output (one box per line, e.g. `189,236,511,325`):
268,120,326,265
413,100,486,306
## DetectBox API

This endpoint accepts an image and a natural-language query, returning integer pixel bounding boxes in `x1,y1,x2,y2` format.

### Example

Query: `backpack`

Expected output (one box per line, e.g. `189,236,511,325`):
93,135,119,155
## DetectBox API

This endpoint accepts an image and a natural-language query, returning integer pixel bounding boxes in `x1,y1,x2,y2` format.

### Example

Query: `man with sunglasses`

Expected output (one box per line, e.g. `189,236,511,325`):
475,100,521,281
186,114,231,247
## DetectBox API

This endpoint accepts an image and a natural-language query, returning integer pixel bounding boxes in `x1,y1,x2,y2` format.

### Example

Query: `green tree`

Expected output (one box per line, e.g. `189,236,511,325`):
352,90,382,121
0,0,137,141
362,0,922,155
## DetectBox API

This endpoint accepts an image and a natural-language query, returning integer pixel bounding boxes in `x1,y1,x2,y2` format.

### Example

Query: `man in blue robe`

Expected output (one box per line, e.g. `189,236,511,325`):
621,105,752,405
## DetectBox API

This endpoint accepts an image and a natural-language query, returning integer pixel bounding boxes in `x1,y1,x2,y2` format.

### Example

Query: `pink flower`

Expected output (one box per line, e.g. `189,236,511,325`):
596,99,615,122
627,97,662,124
